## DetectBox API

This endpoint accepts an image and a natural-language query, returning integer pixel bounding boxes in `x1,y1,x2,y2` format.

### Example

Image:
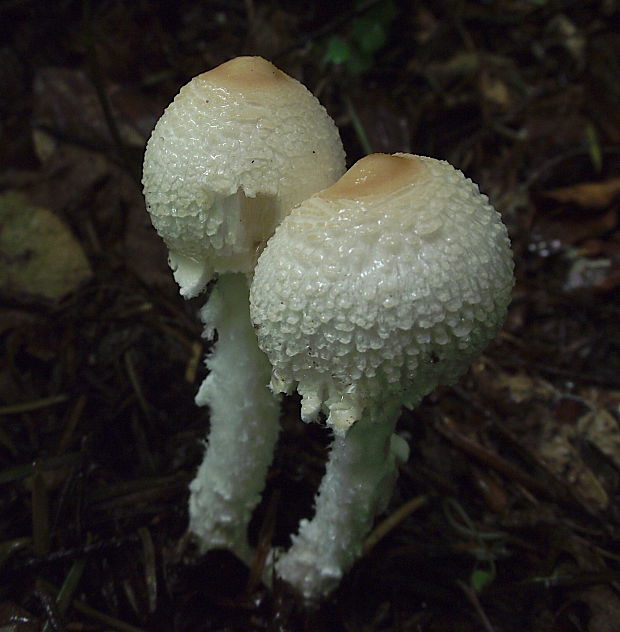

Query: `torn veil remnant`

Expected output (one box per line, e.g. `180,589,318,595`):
250,153,514,600
142,56,345,562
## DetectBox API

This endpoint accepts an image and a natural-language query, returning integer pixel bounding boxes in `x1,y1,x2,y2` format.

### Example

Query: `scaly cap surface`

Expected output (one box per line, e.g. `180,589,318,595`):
142,56,345,297
250,153,514,433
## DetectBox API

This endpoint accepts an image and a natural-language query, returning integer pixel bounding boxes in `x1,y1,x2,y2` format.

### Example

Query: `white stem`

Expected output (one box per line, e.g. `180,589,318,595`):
188,273,280,563
275,403,408,600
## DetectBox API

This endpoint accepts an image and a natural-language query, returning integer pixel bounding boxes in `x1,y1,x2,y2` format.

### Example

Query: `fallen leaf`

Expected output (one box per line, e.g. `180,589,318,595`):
0,192,92,301
536,428,609,511
496,371,556,403
32,66,161,158
531,393,620,512
578,408,620,471
544,177,620,209
532,206,616,248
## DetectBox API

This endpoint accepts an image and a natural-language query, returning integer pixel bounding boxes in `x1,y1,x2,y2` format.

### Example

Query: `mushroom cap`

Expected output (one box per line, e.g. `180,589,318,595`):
250,153,514,433
142,56,345,297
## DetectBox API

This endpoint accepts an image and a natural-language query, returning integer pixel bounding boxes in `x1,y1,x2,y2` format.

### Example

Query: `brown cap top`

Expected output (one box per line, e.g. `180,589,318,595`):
142,55,345,298
200,56,293,92
318,153,425,201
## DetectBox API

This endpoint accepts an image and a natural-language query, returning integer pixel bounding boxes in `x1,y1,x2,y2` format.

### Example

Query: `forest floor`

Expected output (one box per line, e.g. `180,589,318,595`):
1,1,620,631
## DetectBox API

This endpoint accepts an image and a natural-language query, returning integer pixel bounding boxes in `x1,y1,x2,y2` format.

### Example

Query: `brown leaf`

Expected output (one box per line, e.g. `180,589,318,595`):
32,66,162,157
535,428,609,511
533,206,617,247
0,192,92,301
544,177,620,209
577,408,620,472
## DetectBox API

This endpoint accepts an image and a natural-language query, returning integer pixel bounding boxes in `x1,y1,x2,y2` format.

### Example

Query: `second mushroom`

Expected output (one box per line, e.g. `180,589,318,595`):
250,153,514,600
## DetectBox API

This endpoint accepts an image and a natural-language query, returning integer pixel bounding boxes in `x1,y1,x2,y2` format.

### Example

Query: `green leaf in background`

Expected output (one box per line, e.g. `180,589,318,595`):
324,35,353,65
471,568,495,592
322,0,397,76
352,17,387,54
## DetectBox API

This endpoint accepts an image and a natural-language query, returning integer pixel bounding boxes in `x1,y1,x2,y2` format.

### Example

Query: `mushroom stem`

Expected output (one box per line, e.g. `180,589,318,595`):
189,273,280,563
275,403,409,601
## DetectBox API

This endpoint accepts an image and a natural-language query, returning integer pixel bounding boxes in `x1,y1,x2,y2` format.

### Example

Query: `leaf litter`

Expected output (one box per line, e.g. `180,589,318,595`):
1,1,620,631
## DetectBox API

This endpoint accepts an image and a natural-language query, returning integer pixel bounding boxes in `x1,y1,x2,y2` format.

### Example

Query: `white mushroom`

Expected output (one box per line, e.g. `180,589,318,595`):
142,56,345,561
250,153,514,599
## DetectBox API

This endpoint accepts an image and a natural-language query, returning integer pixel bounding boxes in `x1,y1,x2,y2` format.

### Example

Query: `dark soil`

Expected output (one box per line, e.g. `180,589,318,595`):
1,1,620,631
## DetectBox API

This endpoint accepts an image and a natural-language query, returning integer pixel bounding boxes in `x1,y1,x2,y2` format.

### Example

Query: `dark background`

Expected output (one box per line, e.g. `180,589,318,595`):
1,1,620,630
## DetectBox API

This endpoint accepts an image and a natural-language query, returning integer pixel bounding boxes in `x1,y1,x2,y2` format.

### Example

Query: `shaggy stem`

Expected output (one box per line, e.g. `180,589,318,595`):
275,403,408,600
188,273,280,563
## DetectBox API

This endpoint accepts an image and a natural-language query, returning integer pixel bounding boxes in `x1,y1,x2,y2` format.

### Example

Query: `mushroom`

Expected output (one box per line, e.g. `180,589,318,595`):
250,153,514,599
142,56,345,561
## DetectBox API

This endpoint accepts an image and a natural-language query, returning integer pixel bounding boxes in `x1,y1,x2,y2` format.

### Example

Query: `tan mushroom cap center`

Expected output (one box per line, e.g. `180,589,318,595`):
319,153,426,201
200,56,293,91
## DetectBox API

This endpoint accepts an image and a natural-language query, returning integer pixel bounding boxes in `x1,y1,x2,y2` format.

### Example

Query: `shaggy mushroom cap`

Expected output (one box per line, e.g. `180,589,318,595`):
142,56,345,297
250,153,514,433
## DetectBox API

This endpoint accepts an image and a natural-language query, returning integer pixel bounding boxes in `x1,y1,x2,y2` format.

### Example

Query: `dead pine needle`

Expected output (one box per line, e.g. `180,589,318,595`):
363,495,428,555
